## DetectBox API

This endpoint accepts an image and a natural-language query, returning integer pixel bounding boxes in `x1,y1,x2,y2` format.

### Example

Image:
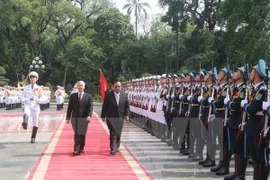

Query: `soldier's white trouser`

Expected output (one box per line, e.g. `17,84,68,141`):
157,110,166,125
24,103,40,127
56,96,64,104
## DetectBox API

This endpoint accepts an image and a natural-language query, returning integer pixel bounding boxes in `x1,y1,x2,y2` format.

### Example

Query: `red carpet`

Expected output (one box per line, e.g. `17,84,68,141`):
29,113,152,180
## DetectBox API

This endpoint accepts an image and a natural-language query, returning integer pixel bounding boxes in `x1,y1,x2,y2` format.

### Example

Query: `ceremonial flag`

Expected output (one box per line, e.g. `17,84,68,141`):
99,69,109,102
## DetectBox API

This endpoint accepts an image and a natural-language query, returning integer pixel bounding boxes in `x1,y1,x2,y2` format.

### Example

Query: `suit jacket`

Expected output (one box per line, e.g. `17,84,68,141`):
101,91,130,119
66,92,93,135
66,92,93,120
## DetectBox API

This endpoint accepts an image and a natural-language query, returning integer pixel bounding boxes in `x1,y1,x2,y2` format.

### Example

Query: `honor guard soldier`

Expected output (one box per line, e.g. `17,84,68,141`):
198,68,217,167
186,71,202,159
0,87,4,108
224,65,249,180
159,74,170,142
240,59,269,180
55,85,64,110
4,86,11,110
192,69,207,161
22,71,45,143
178,71,195,155
208,67,230,175
167,74,178,146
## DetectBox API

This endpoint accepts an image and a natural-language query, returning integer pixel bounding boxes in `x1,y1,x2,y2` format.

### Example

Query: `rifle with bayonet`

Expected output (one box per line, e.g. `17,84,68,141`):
237,64,250,140
205,67,217,130
258,66,269,147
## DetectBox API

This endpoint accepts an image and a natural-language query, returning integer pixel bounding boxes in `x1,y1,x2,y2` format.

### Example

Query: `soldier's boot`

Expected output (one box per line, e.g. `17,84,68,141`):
216,149,231,175
6,104,10,110
224,154,240,180
234,156,248,180
22,114,29,130
31,126,38,143
199,153,211,165
258,164,269,180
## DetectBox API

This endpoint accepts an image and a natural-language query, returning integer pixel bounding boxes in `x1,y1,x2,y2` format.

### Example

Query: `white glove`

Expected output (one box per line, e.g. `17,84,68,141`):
208,97,214,104
238,122,247,129
264,126,270,137
224,97,230,105
198,96,203,102
241,100,248,108
171,94,175,99
179,94,183,100
209,114,216,122
187,95,192,101
185,111,189,117
262,101,270,110
166,94,169,99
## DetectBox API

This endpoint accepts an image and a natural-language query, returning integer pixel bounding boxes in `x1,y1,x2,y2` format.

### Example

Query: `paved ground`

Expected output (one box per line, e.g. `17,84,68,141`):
0,103,254,180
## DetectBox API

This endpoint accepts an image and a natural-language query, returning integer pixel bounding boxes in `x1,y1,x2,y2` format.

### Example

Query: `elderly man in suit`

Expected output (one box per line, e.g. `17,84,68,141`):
101,81,130,155
66,80,93,156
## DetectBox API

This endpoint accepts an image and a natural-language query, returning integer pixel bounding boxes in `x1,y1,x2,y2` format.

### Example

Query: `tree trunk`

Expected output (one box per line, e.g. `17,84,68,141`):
63,65,68,88
135,7,138,37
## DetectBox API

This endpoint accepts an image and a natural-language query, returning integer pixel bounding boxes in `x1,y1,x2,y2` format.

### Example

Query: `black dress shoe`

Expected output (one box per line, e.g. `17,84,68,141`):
216,166,229,175
224,172,239,180
180,147,186,153
199,158,209,165
233,175,245,180
30,138,35,143
80,149,85,153
73,151,80,156
203,160,216,167
211,163,223,172
22,122,27,130
110,151,116,155
182,149,191,155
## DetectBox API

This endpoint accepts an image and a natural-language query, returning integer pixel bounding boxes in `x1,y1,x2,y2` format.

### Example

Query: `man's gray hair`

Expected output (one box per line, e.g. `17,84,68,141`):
75,80,85,87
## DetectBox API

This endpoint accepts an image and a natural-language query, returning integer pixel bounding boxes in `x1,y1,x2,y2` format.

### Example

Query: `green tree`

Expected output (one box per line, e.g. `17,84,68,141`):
123,0,151,36
217,0,270,65
0,66,9,86
93,8,135,82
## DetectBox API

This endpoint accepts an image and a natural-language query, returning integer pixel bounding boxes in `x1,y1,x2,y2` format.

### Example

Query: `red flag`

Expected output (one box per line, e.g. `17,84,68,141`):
99,69,109,102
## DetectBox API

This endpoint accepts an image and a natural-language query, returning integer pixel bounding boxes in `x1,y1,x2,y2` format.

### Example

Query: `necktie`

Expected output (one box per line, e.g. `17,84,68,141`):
31,85,33,89
79,93,82,104
115,94,119,105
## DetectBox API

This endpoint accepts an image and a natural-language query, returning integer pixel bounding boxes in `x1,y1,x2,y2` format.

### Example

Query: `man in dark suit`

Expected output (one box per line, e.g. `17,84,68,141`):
101,81,130,155
66,81,93,156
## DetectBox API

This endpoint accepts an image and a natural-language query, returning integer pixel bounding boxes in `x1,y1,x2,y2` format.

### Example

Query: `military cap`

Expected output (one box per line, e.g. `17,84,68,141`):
187,70,196,79
180,72,186,78
200,69,207,77
161,74,167,78
254,59,267,78
221,67,231,78
29,71,39,80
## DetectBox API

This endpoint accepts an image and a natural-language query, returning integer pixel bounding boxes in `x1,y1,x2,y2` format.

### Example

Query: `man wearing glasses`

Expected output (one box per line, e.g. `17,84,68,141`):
101,81,130,155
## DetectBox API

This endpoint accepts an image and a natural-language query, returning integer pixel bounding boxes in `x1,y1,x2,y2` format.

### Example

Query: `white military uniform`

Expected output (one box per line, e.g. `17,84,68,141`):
23,84,45,127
